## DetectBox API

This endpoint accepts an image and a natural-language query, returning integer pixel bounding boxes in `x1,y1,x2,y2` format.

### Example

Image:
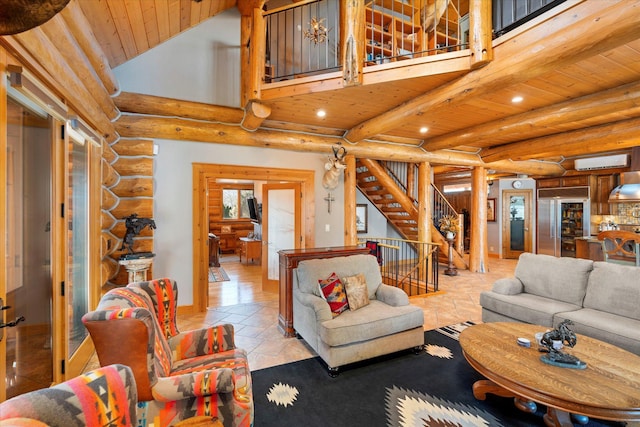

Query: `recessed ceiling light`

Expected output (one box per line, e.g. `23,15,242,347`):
419,127,428,134
512,96,524,103
316,109,326,118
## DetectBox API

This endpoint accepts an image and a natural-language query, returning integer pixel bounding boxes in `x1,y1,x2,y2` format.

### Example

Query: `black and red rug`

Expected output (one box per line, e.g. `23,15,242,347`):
251,322,623,426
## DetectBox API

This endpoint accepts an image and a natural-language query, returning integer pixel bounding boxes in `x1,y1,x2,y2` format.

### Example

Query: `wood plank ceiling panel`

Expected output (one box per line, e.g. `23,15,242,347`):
107,0,139,59
77,0,128,67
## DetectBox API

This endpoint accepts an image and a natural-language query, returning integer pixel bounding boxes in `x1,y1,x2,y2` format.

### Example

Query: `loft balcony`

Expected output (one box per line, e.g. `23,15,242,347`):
259,0,565,96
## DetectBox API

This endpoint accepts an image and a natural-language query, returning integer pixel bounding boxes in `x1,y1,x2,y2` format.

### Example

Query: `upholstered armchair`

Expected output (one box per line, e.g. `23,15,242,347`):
82,278,253,427
0,364,137,426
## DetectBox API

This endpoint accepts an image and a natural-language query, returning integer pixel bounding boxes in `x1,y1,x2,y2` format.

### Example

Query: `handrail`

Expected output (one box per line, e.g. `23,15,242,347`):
358,237,439,296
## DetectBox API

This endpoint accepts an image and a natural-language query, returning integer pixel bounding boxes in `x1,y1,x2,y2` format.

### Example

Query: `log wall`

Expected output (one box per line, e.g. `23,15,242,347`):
102,138,155,289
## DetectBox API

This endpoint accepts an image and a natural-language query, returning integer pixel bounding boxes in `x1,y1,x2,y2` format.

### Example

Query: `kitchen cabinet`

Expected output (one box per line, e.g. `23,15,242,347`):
239,238,261,264
365,0,421,65
590,174,618,215
537,176,589,189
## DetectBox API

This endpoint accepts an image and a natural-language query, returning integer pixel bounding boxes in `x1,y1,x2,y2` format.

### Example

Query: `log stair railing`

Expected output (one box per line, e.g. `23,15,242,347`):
356,158,467,269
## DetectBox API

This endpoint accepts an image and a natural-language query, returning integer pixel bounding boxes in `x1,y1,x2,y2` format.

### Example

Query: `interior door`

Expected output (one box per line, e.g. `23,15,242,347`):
2,96,55,399
502,190,533,259
261,183,301,293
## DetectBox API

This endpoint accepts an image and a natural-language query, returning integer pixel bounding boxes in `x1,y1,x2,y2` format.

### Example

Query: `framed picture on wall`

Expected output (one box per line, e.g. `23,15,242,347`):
487,198,496,222
356,204,368,233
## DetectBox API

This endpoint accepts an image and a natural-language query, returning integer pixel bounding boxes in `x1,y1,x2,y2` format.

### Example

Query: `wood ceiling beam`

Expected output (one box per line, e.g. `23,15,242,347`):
343,1,640,143
114,92,245,123
114,113,564,176
423,80,640,152
60,0,120,94
481,116,640,163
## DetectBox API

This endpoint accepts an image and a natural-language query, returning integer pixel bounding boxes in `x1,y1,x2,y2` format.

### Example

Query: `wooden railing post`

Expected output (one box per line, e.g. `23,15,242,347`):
341,0,364,87
239,1,266,105
469,0,493,69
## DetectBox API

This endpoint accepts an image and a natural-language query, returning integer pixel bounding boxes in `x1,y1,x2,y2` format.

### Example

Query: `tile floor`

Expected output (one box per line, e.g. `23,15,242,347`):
174,255,518,372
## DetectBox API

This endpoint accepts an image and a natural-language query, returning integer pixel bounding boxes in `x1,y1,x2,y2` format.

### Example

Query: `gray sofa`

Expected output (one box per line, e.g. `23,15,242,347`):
292,254,424,374
480,252,640,354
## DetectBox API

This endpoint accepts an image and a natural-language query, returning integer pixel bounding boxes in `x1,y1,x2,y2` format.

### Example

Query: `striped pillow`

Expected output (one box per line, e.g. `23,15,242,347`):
318,272,349,317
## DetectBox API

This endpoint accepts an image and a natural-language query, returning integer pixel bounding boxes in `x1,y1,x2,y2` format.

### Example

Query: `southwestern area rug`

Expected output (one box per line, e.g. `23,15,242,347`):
251,322,624,427
208,266,230,282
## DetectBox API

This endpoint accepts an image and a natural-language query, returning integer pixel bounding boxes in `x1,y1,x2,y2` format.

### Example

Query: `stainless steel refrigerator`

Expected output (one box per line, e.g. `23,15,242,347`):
538,197,590,257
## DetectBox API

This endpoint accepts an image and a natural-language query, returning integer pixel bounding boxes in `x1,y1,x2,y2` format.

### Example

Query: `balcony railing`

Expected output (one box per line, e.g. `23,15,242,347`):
359,237,439,296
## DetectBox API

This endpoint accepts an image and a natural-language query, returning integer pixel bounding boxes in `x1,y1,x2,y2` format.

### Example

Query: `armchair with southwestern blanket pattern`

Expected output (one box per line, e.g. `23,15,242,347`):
82,277,253,427
0,364,137,426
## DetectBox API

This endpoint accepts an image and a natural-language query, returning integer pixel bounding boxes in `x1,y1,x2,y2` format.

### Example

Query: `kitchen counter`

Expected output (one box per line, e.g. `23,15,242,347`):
575,236,604,261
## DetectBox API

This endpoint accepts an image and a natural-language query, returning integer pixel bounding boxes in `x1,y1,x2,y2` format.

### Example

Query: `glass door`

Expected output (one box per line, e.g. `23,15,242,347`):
503,190,533,258
3,96,54,398
560,201,585,258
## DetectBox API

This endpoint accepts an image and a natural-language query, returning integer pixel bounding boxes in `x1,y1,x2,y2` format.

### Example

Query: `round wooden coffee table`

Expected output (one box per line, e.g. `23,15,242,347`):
459,322,640,426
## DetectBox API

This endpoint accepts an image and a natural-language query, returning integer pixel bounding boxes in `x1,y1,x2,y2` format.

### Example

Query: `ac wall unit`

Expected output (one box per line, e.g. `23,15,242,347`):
574,154,628,171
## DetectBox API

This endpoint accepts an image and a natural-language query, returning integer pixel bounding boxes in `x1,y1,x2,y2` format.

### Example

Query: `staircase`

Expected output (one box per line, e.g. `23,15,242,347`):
356,158,467,269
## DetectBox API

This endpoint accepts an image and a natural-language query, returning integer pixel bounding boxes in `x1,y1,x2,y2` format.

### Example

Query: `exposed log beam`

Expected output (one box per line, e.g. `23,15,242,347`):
114,114,565,176
481,116,640,163
344,1,640,143
114,92,245,123
241,100,271,130
59,0,119,94
424,80,640,152
6,29,117,141
40,15,118,120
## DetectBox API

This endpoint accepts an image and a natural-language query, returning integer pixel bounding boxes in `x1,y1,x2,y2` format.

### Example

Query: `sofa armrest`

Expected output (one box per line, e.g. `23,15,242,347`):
169,324,236,360
492,278,524,295
293,290,333,322
375,283,409,306
152,368,235,402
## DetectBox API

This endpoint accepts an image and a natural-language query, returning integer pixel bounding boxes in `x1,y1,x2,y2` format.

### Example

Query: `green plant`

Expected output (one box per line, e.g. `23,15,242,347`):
439,215,460,234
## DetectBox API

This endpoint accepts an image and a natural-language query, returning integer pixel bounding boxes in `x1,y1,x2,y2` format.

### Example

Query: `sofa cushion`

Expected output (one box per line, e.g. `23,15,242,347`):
342,273,370,311
583,262,640,321
296,255,382,299
318,272,349,317
555,308,640,355
480,290,581,327
319,300,424,347
515,253,593,305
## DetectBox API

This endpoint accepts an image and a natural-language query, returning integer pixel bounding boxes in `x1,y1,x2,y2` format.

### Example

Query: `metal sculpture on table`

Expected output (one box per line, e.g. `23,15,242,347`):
539,319,586,369
120,214,156,259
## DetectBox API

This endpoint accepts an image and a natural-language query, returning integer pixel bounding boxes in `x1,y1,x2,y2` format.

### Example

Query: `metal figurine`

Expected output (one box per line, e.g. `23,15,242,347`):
539,319,587,369
120,213,156,259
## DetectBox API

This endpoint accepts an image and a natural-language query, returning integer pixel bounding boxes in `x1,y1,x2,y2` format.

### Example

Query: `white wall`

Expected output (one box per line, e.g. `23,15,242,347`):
115,8,346,304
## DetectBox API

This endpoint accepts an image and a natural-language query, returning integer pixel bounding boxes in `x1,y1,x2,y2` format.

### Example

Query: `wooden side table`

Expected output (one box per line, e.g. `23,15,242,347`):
218,232,237,254
239,238,261,264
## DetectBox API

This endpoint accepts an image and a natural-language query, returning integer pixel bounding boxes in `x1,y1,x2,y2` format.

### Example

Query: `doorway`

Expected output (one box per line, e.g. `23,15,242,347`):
502,190,533,258
192,164,315,312
261,183,302,293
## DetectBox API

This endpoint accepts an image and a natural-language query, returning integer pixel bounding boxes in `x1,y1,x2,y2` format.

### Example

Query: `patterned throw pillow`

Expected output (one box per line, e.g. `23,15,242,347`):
318,272,349,317
342,273,370,311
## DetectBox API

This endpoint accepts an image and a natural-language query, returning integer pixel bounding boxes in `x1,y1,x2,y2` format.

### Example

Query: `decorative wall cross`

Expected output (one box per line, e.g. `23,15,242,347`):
324,192,335,213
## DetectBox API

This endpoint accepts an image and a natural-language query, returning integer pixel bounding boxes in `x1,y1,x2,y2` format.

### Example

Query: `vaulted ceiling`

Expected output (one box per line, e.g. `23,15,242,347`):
73,1,640,178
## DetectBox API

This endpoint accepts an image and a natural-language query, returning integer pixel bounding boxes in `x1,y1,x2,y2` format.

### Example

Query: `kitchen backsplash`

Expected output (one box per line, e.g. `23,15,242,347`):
591,202,640,234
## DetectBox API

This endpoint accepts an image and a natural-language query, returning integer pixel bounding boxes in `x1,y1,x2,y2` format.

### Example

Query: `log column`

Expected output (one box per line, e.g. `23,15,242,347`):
344,154,357,245
417,162,432,276
341,0,364,87
469,0,493,69
239,1,266,105
469,167,489,273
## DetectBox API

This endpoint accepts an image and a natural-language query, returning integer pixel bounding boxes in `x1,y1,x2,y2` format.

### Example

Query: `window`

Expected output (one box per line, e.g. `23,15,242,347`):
222,188,254,219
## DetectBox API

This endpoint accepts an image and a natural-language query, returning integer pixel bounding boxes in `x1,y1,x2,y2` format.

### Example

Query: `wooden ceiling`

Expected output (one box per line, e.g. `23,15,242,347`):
76,0,640,177
77,0,237,67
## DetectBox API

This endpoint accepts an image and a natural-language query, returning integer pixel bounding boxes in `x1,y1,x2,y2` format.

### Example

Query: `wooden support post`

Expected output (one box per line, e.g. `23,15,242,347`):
406,163,416,201
239,1,266,105
417,162,432,277
341,0,364,87
469,0,493,69
344,154,357,245
469,167,489,273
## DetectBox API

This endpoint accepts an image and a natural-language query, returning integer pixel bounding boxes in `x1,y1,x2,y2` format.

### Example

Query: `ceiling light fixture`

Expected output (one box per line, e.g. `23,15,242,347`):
512,96,524,103
316,109,326,118
304,17,329,45
420,127,428,134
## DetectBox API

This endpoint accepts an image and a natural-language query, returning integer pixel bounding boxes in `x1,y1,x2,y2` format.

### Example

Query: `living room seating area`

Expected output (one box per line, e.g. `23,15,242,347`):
480,253,640,354
82,278,253,427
